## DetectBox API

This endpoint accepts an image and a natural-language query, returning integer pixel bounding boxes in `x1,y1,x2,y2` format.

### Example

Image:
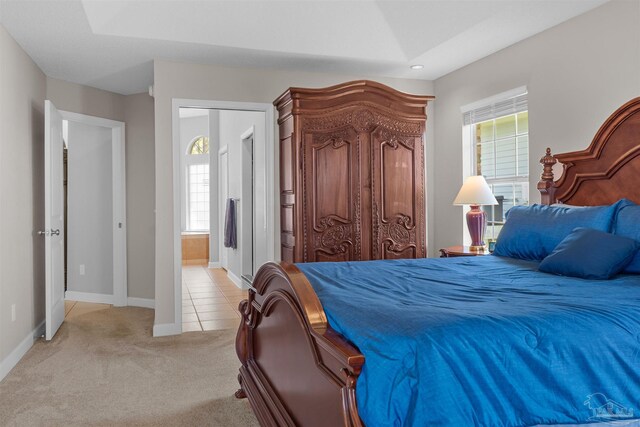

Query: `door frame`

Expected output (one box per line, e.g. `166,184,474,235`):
171,99,275,334
240,126,256,279
218,145,229,271
61,110,127,307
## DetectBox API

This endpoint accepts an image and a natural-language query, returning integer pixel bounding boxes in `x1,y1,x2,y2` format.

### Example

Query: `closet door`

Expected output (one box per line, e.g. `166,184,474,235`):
302,126,361,262
371,127,425,259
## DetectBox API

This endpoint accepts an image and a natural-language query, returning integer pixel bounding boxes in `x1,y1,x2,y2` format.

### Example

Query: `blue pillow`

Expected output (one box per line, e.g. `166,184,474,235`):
613,203,640,273
539,228,639,279
494,200,629,261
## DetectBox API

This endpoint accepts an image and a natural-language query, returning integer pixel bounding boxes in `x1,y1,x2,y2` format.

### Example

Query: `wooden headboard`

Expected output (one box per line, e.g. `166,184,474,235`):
538,97,640,205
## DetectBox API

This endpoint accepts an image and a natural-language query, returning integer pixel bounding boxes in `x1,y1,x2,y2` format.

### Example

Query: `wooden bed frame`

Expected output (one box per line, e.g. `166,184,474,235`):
235,97,640,426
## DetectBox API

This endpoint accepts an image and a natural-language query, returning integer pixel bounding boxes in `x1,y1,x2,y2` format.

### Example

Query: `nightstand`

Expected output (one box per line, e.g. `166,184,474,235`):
439,245,491,258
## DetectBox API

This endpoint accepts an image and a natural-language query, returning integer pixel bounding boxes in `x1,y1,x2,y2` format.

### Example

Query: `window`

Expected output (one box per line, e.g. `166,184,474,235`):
186,136,210,231
463,91,529,239
189,136,209,155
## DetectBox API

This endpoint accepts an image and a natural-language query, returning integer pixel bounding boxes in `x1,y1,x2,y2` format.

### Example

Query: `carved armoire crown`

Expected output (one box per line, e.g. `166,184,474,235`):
275,80,433,263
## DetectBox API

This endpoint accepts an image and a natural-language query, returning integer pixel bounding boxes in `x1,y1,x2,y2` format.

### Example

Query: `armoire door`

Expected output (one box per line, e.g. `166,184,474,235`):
302,127,361,262
371,127,425,259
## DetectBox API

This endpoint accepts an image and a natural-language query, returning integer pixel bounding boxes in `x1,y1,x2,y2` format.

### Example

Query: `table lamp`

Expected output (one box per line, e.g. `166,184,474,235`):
453,175,498,251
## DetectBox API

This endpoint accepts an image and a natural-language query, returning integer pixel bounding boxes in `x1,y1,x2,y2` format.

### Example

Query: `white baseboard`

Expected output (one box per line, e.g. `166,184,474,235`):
65,291,115,305
0,320,45,382
226,270,244,289
127,297,155,309
208,262,221,268
153,322,182,337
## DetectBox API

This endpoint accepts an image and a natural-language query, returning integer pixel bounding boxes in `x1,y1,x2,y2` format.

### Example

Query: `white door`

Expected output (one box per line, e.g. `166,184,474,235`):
44,100,65,340
219,151,229,269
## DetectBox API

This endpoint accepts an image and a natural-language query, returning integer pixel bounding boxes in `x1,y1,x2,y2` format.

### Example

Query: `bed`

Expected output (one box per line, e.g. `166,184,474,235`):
234,97,640,426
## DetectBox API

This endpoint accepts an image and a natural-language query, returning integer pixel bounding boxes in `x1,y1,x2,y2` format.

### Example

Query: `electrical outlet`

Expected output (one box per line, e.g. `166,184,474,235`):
80,264,85,275
11,304,16,322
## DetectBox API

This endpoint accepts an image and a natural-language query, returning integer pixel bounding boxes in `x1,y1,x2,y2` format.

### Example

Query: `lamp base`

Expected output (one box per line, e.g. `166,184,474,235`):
468,244,486,252
466,205,487,249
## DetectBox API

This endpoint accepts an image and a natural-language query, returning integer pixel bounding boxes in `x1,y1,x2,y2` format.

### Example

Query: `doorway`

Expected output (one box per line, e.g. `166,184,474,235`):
62,112,127,306
44,102,127,340
178,107,263,332
171,100,275,334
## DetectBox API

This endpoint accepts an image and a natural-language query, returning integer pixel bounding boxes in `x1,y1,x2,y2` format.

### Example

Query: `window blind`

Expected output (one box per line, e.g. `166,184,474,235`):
463,93,528,126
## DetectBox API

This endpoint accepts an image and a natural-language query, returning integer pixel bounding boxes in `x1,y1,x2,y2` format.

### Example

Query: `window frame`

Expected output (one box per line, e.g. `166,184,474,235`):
185,136,210,232
461,88,529,241
471,111,530,239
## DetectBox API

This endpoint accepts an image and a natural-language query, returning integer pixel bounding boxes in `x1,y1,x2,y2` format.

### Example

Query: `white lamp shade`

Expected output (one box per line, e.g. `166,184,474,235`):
453,175,498,206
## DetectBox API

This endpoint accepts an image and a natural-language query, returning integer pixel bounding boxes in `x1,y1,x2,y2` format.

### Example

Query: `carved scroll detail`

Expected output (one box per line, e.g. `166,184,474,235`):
379,129,414,150
313,216,353,255
379,214,415,252
389,223,410,244
313,130,350,148
302,108,422,136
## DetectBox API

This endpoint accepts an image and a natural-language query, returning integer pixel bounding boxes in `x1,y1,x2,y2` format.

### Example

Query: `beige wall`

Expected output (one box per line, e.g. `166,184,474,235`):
432,0,640,251
46,78,156,301
0,25,47,367
123,93,155,300
46,77,126,122
153,60,435,329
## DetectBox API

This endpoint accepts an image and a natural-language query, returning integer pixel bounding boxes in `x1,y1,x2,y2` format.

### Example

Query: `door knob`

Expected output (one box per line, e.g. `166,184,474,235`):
37,229,60,236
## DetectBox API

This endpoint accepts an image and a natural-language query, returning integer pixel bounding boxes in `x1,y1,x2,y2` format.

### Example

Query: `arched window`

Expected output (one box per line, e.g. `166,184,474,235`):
189,136,209,155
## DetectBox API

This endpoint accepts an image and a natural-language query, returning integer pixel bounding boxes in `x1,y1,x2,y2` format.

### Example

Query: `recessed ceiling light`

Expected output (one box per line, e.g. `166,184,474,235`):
410,64,424,70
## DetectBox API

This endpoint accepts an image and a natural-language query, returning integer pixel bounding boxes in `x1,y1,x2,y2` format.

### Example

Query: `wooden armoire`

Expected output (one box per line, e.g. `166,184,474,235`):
275,80,433,263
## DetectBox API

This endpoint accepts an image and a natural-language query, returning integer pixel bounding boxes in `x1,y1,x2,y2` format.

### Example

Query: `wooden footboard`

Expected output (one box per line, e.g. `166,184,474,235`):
235,262,365,427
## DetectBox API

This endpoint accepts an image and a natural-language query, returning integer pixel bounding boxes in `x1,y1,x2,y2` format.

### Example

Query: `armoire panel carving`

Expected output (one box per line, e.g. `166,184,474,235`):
302,106,423,136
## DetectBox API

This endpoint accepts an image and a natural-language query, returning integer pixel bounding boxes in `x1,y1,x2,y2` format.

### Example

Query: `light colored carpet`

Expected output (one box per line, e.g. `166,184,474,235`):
0,306,258,427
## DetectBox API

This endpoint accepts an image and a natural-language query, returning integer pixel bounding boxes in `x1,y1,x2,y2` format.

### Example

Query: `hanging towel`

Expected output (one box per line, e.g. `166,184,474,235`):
224,198,237,249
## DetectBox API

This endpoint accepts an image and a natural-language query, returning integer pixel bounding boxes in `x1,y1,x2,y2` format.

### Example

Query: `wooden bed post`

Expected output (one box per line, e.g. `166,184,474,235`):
537,148,557,205
234,298,252,399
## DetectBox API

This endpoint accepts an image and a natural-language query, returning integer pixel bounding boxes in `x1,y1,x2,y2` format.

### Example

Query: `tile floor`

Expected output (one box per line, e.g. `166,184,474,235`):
182,266,248,332
62,267,246,333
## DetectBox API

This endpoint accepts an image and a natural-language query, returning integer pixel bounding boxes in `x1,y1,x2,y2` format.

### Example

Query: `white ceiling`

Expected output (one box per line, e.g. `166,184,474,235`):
0,0,608,95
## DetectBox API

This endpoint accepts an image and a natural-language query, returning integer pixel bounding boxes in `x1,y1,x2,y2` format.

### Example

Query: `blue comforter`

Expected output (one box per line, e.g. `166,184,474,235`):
296,256,640,427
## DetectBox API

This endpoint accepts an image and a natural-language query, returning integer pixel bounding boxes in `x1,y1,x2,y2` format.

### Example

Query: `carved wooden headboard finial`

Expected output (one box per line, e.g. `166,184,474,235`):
537,147,558,204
